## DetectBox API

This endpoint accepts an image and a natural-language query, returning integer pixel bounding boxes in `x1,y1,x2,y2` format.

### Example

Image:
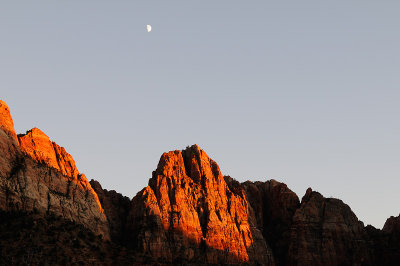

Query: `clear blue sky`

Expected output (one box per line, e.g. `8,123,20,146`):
1,1,399,228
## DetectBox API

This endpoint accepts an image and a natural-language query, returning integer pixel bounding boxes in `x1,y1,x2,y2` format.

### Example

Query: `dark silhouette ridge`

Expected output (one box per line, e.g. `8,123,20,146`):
1,99,400,265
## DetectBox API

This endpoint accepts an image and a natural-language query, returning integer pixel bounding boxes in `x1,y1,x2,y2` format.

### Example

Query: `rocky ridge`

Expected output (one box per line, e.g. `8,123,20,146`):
0,101,109,239
0,100,400,265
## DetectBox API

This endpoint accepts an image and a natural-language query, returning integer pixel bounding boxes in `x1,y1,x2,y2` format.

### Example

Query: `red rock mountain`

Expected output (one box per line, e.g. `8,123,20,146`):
0,100,399,265
127,145,274,264
0,101,108,239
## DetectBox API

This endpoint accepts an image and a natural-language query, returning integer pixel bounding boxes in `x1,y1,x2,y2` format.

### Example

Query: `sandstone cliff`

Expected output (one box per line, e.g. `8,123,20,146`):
0,101,109,239
127,145,274,265
18,128,80,178
1,99,400,265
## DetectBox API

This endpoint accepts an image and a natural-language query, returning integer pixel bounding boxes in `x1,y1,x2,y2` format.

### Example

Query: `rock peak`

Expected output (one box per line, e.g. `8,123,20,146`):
383,214,400,233
184,144,201,152
133,145,274,264
0,100,18,143
151,144,223,187
301,187,314,203
24,127,47,136
18,127,80,179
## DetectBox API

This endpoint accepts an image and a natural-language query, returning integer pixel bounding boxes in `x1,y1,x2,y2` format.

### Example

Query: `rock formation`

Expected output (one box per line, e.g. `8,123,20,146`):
0,100,18,143
127,145,274,265
90,179,131,242
240,179,300,265
287,188,373,266
383,215,400,234
0,101,109,239
1,99,400,265
18,128,80,178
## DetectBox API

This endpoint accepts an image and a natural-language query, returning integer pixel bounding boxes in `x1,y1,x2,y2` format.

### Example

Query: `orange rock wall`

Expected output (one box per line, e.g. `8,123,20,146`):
128,145,274,265
0,100,18,144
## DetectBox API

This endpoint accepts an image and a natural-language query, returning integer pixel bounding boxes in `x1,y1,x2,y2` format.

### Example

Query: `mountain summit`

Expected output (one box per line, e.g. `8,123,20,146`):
0,99,399,265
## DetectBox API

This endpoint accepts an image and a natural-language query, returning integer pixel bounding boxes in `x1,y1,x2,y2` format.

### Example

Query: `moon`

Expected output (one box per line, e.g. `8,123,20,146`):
146,25,152,32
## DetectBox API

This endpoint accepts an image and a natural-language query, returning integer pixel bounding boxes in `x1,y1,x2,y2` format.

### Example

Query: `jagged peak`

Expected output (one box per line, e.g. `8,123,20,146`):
383,214,400,233
21,127,47,137
18,127,80,179
151,144,224,188
0,99,18,143
301,187,314,203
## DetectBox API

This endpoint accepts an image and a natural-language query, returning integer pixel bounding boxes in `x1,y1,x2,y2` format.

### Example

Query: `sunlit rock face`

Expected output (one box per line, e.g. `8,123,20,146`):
18,128,80,178
0,100,109,239
0,100,18,144
2,99,400,265
127,144,275,265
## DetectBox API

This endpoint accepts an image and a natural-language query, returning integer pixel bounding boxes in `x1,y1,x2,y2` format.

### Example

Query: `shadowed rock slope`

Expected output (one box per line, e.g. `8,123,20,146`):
1,100,400,265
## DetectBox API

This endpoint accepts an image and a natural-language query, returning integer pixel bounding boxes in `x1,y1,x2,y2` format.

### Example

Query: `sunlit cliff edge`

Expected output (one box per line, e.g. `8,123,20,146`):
0,99,399,265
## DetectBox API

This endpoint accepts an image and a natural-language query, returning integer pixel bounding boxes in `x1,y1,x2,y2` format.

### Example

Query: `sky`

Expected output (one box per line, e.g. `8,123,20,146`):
1,1,399,228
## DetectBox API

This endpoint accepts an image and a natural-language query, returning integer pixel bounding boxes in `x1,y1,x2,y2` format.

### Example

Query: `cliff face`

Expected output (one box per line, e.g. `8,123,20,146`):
90,179,131,243
18,128,80,179
287,188,373,266
0,100,18,144
241,179,300,266
0,102,109,239
127,145,274,265
1,99,400,265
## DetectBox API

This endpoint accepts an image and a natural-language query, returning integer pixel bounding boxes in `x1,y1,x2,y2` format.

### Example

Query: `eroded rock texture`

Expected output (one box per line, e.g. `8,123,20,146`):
18,128,80,178
0,129,109,239
127,145,274,265
0,101,109,239
287,188,373,266
1,99,400,265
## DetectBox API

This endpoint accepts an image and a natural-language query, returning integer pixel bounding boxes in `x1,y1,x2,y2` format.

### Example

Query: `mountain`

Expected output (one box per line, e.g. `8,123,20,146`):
0,100,109,240
0,100,399,265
